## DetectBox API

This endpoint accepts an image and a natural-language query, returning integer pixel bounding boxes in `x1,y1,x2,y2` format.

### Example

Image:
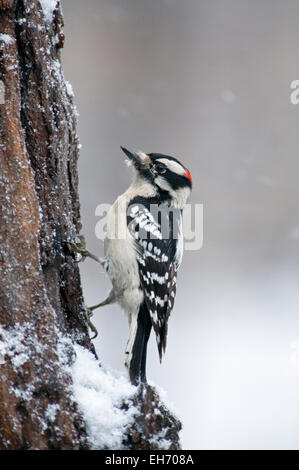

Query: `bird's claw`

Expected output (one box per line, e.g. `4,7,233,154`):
86,307,98,339
67,233,89,262
67,233,103,264
67,233,104,338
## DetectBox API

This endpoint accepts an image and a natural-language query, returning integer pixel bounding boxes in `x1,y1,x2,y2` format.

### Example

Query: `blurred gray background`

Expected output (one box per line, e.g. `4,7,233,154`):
62,0,299,449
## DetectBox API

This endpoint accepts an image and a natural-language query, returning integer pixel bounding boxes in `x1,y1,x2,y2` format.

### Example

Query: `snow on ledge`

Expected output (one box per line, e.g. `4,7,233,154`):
39,0,59,23
72,345,138,450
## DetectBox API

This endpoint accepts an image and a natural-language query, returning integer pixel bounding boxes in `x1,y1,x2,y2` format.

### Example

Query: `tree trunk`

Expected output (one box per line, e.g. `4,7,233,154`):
0,0,93,449
0,0,181,450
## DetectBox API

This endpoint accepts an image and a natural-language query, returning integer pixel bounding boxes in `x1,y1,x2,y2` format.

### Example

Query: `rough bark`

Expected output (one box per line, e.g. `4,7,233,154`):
0,0,182,450
124,385,182,450
0,0,93,450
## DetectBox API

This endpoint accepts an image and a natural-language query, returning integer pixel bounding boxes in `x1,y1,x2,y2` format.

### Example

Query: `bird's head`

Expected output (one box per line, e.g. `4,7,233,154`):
121,146,192,208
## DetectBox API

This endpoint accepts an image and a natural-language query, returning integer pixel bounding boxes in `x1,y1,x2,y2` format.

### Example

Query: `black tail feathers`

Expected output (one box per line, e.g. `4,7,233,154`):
157,322,168,363
129,302,152,385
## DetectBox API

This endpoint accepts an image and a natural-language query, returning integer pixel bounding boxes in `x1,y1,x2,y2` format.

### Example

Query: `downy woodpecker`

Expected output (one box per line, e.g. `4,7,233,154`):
78,148,192,385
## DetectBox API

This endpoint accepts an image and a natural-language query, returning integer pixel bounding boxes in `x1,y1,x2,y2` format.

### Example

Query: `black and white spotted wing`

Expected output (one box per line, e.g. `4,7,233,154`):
127,200,183,360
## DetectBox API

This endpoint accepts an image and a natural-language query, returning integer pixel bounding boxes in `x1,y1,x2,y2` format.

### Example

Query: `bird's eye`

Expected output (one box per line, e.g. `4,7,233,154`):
155,163,167,174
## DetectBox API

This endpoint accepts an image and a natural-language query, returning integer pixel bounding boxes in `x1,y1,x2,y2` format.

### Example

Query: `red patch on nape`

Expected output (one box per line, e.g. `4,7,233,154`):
184,168,192,184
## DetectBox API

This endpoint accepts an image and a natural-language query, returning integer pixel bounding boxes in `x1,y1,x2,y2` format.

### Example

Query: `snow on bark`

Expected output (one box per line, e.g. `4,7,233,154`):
39,0,58,23
72,345,182,450
123,384,182,450
72,345,138,450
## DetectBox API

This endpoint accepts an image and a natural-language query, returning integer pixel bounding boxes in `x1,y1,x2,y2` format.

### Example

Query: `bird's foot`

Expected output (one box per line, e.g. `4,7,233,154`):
67,234,104,264
85,298,112,339
86,306,98,339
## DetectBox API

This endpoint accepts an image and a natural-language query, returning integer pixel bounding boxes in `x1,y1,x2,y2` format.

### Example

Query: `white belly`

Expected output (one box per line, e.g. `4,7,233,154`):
104,196,143,319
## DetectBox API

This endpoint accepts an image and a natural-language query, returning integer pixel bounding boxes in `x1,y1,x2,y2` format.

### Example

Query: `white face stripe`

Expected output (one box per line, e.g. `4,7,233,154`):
154,175,191,208
156,158,185,176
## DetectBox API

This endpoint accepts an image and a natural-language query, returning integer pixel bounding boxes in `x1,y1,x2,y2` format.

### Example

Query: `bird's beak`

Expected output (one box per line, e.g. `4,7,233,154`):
120,146,147,172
